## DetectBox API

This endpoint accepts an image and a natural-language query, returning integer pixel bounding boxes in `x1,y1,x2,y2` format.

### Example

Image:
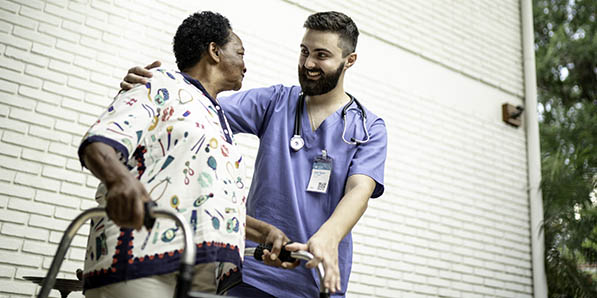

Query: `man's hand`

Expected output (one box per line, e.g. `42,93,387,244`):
120,60,162,90
286,235,341,293
260,225,300,269
245,216,299,269
105,174,151,230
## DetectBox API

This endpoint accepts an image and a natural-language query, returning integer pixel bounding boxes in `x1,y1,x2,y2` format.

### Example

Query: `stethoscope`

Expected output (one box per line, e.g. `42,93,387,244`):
290,92,370,151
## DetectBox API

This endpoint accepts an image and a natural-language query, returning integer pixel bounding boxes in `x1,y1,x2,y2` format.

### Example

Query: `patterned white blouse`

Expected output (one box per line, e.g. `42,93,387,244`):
78,69,246,290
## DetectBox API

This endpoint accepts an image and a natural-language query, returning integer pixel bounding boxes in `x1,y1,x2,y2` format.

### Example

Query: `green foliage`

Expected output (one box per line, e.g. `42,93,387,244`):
534,0,597,296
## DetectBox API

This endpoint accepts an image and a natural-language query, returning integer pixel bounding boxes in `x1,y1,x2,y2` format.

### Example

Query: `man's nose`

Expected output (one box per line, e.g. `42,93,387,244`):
304,56,317,69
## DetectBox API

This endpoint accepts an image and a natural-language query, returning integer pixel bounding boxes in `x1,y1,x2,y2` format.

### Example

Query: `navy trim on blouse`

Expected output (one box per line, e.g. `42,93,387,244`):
78,135,130,168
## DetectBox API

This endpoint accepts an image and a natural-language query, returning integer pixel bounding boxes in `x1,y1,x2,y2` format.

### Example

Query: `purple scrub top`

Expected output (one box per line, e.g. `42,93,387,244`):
220,85,387,297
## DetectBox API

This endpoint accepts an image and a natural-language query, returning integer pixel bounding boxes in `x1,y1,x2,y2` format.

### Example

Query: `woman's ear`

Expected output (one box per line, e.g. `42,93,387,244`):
207,42,220,63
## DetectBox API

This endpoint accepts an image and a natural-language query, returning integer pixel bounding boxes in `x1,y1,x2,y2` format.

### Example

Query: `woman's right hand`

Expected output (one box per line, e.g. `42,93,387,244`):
105,174,151,230
120,60,162,90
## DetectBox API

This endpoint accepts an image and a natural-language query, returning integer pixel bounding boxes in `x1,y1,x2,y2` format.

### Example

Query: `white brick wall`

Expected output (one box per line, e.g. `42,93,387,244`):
0,0,531,297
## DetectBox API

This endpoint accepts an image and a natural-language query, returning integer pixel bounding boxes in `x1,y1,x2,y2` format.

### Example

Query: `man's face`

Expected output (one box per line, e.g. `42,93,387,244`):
298,29,346,96
219,32,246,91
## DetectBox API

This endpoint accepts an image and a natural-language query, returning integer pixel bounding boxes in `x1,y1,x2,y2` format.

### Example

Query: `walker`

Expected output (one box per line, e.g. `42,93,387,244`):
35,203,329,298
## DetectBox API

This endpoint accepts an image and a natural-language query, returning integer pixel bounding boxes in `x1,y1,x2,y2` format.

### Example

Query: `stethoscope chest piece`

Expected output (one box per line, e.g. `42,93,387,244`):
290,135,304,151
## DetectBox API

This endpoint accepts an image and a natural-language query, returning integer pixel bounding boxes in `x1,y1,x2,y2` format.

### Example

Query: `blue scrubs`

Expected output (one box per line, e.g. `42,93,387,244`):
220,85,387,297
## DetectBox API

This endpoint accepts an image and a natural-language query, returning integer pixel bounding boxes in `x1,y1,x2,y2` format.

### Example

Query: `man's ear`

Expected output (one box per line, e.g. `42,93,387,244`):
344,53,357,69
207,42,220,63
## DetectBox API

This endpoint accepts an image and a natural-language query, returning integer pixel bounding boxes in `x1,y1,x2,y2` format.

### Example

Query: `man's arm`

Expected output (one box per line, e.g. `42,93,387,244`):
286,174,375,293
82,142,150,230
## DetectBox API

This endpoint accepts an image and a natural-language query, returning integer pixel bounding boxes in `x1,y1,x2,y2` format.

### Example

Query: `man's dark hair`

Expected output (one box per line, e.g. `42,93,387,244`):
303,11,359,57
173,11,231,71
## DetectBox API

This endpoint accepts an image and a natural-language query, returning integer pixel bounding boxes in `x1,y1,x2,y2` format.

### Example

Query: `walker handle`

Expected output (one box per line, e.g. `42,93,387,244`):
143,201,157,230
253,242,296,263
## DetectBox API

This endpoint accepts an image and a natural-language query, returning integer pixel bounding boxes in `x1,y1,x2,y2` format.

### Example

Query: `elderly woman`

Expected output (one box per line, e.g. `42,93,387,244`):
78,11,250,297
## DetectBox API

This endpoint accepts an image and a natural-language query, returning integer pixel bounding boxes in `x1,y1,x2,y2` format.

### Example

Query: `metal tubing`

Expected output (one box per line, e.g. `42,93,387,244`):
244,247,328,295
38,207,196,298
38,207,105,298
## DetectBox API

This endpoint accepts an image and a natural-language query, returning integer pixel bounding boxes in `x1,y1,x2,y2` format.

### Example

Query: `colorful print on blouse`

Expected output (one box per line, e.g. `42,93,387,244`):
78,69,247,290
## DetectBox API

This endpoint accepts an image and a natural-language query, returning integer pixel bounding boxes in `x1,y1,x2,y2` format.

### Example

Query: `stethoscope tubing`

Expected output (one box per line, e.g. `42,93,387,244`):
290,92,370,151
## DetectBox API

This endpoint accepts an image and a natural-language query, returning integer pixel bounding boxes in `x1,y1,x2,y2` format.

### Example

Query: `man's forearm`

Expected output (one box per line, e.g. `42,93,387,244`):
315,175,375,242
82,142,131,187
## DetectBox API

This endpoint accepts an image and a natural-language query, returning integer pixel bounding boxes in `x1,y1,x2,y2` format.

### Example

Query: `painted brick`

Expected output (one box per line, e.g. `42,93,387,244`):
5,45,49,67
0,19,11,33
19,5,61,26
0,167,15,182
66,158,83,171
0,279,36,295
22,240,57,256
0,116,28,134
0,55,25,72
29,214,70,231
36,101,78,121
0,181,36,198
31,43,74,63
0,208,29,224
0,10,37,30
80,197,97,209
0,79,18,93
38,23,80,43
44,2,85,23
42,166,85,184
15,267,46,279
49,231,88,248
67,75,110,96
22,148,68,168
35,189,80,209
25,64,67,85
28,125,71,144
54,206,80,220
0,235,21,252
85,176,99,189
13,25,55,46
0,0,19,12
42,254,82,272
9,196,55,217
2,130,49,150
17,86,60,106
42,80,84,100
12,0,44,10
68,247,86,261
0,67,42,88
0,105,8,117
1,222,48,241
48,59,89,79
0,194,7,208
0,264,16,278
60,181,96,199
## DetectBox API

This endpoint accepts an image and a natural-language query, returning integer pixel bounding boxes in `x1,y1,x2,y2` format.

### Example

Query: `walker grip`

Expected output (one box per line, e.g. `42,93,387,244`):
143,201,157,230
254,242,296,263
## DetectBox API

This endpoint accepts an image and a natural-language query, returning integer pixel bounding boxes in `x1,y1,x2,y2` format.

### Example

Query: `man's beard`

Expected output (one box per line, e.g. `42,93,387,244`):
298,62,344,96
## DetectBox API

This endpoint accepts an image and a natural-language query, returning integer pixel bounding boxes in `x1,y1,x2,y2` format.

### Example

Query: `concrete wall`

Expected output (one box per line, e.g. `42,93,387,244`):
0,0,532,297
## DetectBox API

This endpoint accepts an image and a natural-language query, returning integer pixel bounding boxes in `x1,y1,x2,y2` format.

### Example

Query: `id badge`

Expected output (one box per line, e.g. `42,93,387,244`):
307,150,332,193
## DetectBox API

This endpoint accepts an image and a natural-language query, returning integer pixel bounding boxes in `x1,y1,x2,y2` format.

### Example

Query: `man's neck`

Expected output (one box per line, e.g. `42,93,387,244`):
305,86,350,131
307,86,349,108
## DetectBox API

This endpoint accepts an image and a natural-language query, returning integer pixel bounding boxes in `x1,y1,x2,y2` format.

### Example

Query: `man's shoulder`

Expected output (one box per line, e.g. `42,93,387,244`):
240,84,300,97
